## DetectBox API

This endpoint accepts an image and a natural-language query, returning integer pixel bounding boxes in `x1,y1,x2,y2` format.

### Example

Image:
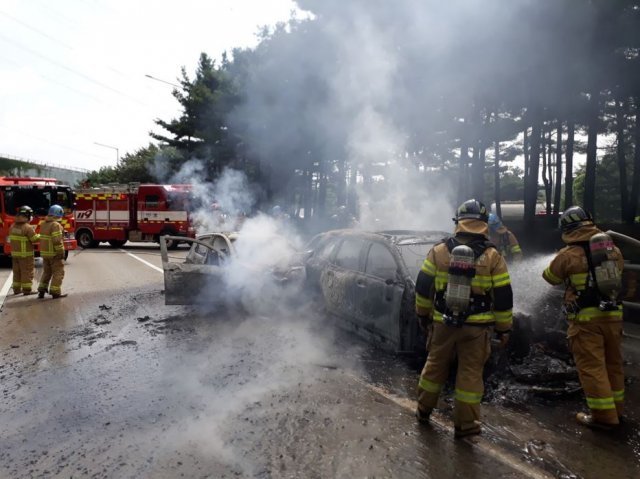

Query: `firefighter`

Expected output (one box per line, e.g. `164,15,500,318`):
37,204,67,299
542,206,624,430
415,199,513,437
488,213,522,262
8,205,39,295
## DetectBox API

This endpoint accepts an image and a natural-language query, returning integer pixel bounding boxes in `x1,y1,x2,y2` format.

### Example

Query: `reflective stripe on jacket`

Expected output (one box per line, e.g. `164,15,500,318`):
9,222,39,258
542,225,624,322
39,217,64,258
489,228,522,260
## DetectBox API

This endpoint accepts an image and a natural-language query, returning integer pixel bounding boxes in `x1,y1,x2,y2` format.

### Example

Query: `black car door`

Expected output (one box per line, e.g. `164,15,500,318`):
354,241,406,347
320,237,366,319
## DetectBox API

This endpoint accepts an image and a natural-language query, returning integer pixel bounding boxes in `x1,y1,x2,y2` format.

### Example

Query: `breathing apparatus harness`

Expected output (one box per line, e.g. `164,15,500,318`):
564,232,622,315
434,235,495,328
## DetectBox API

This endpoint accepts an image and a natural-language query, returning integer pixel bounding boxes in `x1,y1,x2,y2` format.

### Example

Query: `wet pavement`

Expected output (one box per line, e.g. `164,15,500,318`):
1,245,640,478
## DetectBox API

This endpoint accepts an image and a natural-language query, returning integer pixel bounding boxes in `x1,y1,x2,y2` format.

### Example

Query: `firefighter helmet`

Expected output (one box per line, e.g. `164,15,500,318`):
488,213,502,232
48,204,65,218
454,199,489,223
559,206,593,232
17,205,34,220
271,205,282,217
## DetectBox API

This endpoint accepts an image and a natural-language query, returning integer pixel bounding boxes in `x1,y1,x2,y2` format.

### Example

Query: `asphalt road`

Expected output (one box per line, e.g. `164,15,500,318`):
1,245,639,478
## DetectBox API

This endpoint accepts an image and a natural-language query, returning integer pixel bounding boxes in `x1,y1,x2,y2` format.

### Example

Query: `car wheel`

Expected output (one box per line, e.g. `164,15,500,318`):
76,230,95,249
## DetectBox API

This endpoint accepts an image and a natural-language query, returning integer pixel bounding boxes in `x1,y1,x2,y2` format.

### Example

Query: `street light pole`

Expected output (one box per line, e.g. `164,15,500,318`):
144,74,180,89
94,142,119,167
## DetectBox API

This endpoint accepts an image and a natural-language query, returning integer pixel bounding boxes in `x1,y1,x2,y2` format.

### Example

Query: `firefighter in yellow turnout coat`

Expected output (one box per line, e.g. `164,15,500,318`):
415,199,513,437
543,206,624,429
9,206,39,295
488,213,522,262
38,205,67,299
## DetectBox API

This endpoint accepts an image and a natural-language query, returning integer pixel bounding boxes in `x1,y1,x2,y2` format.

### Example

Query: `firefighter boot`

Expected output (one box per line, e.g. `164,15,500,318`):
37,290,46,299
576,412,616,431
51,293,68,299
415,406,432,425
454,421,482,438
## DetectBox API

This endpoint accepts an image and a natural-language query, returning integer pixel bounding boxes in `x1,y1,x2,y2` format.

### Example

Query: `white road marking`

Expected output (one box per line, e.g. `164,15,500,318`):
349,375,553,479
0,272,14,311
119,249,164,274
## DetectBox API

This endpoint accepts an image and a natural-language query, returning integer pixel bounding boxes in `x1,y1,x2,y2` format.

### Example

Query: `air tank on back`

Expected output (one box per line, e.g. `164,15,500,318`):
589,232,622,309
444,244,476,324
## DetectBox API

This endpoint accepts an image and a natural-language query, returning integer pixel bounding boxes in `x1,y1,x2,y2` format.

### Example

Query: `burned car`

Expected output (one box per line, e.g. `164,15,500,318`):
160,233,238,305
160,229,301,308
303,229,447,356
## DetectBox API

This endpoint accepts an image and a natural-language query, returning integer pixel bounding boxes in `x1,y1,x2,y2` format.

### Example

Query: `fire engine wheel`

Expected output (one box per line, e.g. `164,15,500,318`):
161,232,180,250
108,240,127,248
76,230,96,249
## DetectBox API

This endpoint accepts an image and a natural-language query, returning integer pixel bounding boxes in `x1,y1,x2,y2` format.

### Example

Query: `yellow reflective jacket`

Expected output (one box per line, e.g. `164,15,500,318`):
9,218,39,258
489,227,522,261
543,225,624,322
415,219,513,332
39,217,64,258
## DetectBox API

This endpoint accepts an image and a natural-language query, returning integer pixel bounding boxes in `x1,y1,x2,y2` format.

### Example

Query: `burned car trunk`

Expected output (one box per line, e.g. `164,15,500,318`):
160,234,236,305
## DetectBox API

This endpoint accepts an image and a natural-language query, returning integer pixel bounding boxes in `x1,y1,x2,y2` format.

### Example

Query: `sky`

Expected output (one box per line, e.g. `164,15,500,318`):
0,0,302,171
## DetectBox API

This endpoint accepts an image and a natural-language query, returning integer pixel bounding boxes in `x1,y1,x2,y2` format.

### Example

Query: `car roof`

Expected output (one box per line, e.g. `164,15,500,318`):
316,229,447,246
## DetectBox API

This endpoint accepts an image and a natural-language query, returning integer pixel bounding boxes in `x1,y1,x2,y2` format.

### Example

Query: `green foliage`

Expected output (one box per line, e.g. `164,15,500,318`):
82,144,170,187
573,152,635,222
150,52,241,178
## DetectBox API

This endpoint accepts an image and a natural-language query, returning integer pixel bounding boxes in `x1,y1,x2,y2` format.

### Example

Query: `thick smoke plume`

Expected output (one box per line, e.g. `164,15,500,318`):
231,0,543,234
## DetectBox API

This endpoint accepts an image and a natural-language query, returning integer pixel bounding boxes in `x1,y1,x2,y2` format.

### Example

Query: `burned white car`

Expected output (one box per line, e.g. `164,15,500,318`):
160,233,237,305
303,229,447,356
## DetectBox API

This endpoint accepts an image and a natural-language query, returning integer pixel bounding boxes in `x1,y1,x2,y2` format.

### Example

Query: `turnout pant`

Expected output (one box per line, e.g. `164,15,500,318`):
12,256,34,293
38,257,65,295
417,323,492,431
568,321,624,424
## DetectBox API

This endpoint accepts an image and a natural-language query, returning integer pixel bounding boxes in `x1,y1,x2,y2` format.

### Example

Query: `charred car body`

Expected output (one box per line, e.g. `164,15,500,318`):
303,229,447,356
160,233,238,306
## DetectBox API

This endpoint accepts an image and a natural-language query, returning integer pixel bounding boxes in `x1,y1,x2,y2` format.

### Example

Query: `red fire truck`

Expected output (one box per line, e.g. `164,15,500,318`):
0,176,77,259
73,184,196,249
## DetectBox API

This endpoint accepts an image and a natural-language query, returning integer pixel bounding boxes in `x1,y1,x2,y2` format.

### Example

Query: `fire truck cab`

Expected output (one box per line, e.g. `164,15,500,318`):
0,176,77,259
74,183,196,249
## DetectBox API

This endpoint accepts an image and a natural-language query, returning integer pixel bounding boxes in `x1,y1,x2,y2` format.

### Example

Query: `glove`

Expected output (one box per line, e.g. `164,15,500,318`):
417,315,432,333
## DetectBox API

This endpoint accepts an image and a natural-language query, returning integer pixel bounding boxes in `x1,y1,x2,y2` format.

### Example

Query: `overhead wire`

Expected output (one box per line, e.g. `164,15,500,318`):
0,10,74,50
0,54,103,103
0,33,149,107
0,124,113,162
0,1,185,168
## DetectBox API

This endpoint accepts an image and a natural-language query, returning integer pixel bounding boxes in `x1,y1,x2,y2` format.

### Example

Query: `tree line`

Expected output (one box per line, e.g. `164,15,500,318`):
86,0,640,227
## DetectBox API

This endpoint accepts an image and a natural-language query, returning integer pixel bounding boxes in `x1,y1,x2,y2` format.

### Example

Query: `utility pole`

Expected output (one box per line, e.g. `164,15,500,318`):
94,142,119,166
